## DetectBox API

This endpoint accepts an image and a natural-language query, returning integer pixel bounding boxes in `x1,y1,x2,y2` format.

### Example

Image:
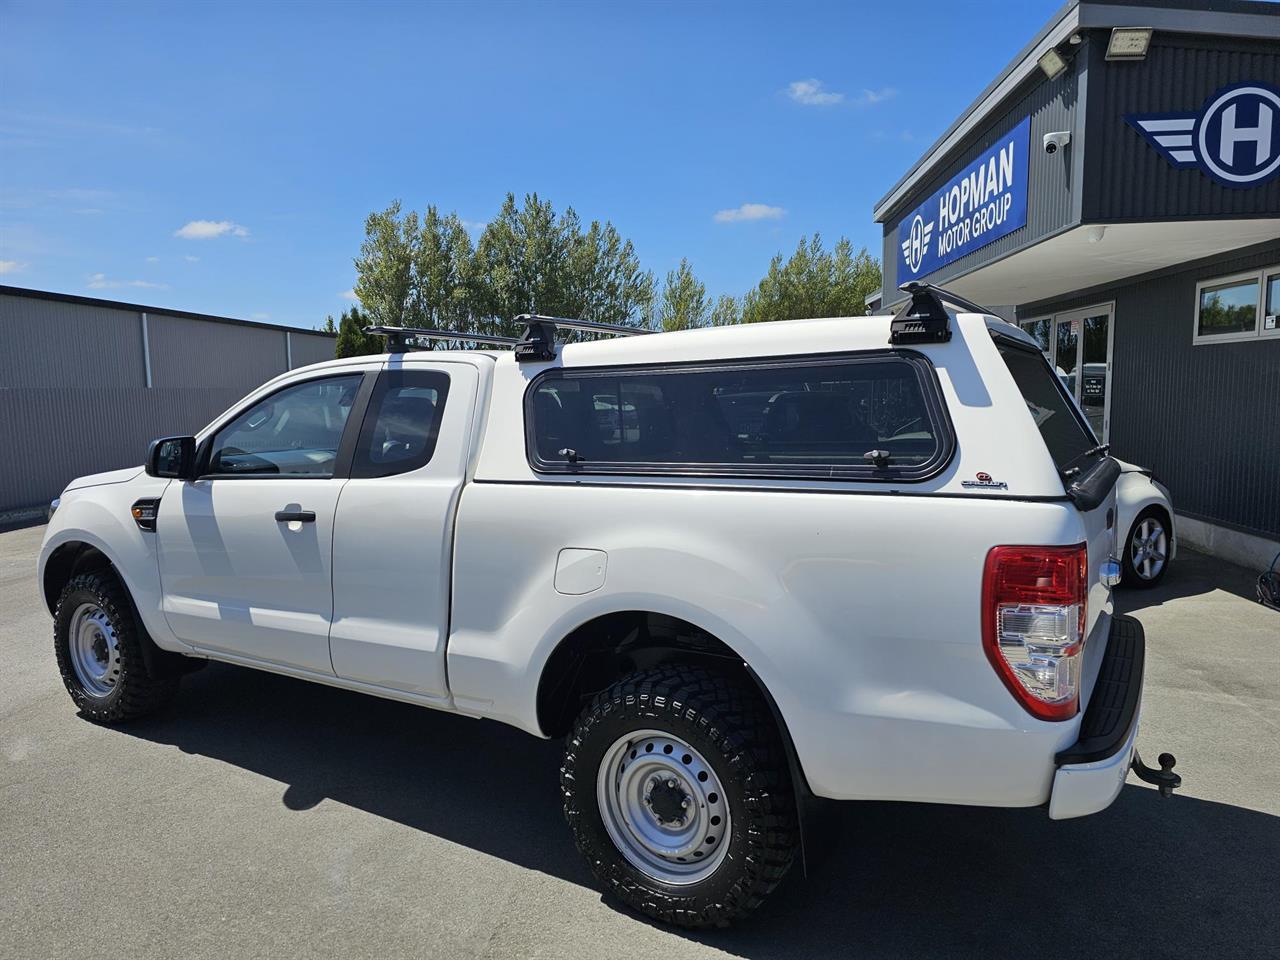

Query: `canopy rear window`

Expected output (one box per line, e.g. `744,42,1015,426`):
997,340,1098,472
526,352,953,481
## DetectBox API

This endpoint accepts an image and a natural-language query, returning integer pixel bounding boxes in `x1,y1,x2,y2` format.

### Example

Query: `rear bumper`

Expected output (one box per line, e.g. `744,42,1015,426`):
1048,614,1145,820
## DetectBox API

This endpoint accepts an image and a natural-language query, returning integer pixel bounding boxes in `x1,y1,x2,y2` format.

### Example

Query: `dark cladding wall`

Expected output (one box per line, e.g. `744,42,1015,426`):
1020,240,1280,540
1083,34,1280,223
881,44,1083,306
0,291,336,516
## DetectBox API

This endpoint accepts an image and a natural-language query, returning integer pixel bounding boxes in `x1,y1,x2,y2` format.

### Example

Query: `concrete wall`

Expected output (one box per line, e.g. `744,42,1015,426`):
0,288,337,520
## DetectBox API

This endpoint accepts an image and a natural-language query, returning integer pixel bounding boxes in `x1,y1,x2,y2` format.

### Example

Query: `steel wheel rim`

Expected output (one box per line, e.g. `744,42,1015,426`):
596,729,731,885
1130,517,1168,581
68,602,120,697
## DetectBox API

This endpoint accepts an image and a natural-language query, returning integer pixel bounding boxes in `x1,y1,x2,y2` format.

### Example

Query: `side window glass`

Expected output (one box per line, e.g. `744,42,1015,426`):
206,374,364,478
528,356,947,480
350,369,451,478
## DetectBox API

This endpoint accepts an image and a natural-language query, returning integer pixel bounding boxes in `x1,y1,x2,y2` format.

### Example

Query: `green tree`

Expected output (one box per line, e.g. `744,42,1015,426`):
657,258,709,331
710,294,740,327
413,206,479,331
318,315,337,334
353,200,419,328
334,306,381,358
740,234,881,324
472,193,653,337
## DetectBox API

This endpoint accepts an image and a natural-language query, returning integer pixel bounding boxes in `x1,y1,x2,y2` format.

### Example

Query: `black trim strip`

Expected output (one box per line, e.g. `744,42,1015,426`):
470,477,1069,503
522,349,957,484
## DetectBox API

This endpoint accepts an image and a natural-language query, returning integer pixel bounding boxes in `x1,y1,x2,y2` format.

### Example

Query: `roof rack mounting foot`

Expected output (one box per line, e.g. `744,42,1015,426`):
891,282,954,345
515,319,558,363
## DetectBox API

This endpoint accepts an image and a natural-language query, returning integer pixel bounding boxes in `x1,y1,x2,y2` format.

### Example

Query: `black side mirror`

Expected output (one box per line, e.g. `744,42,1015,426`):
146,436,197,479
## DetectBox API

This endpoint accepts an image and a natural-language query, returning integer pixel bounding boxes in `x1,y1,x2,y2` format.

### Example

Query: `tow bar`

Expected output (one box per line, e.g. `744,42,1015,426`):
1131,751,1181,798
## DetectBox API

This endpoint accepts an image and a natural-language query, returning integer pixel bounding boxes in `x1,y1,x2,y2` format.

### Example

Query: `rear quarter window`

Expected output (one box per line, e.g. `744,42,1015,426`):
526,352,953,481
996,340,1097,471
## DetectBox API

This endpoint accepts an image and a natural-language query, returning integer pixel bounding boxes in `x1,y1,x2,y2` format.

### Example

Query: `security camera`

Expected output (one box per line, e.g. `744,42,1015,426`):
1043,131,1071,155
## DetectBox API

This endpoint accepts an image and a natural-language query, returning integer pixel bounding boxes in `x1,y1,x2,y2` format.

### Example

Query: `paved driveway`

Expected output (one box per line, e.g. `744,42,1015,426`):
2,523,1277,959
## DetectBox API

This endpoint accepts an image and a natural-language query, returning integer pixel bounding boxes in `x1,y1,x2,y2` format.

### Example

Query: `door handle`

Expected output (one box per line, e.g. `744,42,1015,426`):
275,509,316,523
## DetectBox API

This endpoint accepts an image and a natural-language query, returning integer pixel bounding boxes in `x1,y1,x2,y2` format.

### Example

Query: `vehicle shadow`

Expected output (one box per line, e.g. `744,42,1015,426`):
121,661,1280,960
1118,545,1265,613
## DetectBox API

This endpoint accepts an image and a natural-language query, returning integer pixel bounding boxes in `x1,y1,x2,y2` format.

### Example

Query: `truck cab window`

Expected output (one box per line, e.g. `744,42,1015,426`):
205,374,364,478
350,369,451,478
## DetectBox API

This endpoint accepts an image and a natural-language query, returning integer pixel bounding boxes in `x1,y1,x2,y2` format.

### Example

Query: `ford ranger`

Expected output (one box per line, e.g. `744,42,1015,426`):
38,283,1180,928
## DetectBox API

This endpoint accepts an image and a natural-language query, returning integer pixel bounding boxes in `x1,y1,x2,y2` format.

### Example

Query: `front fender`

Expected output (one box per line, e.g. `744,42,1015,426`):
39,476,188,652
1115,473,1177,560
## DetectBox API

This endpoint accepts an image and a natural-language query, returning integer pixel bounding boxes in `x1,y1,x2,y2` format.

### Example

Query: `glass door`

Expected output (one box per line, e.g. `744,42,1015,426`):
1052,305,1113,443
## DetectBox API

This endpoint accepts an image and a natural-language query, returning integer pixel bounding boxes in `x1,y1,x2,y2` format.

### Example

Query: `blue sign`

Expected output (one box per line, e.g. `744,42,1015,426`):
897,117,1030,281
1128,82,1280,188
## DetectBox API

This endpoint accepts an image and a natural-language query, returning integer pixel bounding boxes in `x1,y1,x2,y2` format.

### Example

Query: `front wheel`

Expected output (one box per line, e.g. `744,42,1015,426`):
1122,508,1171,588
561,664,798,928
53,571,178,723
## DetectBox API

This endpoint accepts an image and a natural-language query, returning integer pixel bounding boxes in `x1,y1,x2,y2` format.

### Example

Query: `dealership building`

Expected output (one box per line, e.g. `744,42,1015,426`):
875,0,1279,567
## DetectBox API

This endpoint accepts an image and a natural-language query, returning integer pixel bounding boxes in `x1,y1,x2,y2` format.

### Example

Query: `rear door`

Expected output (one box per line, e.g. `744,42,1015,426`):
328,358,481,701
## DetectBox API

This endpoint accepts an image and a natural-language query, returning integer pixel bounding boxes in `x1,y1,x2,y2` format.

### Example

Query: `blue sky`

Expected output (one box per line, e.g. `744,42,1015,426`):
1,0,1056,329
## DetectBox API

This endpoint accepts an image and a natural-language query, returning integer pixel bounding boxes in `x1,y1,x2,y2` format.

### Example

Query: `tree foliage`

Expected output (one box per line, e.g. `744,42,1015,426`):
343,196,882,357
334,306,381,358
740,234,881,324
349,193,653,349
657,258,709,331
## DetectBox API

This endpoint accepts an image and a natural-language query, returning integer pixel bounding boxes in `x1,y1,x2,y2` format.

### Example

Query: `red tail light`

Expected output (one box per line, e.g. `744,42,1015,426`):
982,544,1088,721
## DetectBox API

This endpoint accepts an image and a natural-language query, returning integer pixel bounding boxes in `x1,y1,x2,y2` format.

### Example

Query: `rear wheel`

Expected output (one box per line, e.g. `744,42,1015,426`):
53,571,178,723
561,664,798,928
1122,507,1171,588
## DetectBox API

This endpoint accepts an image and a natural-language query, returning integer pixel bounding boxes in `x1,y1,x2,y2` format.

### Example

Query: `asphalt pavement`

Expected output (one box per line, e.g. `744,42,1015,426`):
2,522,1277,959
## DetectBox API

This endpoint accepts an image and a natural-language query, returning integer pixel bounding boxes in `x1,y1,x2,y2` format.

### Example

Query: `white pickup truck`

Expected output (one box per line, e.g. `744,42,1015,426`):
38,284,1179,928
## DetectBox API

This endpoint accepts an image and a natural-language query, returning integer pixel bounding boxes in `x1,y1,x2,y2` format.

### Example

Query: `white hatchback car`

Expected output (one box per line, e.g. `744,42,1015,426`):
1056,371,1175,589
1114,461,1176,588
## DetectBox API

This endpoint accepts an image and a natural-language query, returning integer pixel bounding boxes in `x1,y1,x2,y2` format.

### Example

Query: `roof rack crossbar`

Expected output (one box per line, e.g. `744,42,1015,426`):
363,325,520,352
512,313,652,338
367,313,652,361
898,281,991,317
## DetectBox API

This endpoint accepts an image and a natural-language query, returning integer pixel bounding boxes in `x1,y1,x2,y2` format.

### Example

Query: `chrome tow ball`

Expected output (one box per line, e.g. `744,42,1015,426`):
1131,750,1181,799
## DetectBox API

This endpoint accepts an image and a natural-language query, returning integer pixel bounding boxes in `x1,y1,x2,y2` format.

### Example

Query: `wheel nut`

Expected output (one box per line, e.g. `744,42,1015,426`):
666,779,677,789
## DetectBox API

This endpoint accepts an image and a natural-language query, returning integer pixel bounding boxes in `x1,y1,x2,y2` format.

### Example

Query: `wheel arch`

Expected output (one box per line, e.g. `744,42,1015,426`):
533,607,812,796
42,540,116,614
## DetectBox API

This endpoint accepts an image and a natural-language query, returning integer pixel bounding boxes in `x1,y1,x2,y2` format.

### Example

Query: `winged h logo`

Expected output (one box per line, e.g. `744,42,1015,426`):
1127,83,1280,187
900,214,934,275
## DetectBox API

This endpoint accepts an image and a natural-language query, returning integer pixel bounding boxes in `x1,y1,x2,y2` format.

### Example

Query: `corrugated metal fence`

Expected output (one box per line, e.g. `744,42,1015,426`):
0,287,337,519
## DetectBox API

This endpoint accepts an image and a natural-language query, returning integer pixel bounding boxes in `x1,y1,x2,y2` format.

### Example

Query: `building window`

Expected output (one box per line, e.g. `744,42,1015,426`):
1194,265,1280,344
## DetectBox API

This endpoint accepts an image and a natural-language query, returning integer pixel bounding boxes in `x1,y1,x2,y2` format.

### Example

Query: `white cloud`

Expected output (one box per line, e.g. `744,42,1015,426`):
713,203,786,224
183,255,200,262
853,87,897,106
787,79,844,106
461,219,487,233
145,256,160,263
250,312,271,321
340,289,358,302
87,272,167,290
0,259,27,275
174,219,249,240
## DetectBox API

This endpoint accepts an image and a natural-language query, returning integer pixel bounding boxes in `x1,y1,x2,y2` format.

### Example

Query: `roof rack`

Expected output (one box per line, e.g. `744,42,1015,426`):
365,313,651,362
363,326,520,352
890,282,993,345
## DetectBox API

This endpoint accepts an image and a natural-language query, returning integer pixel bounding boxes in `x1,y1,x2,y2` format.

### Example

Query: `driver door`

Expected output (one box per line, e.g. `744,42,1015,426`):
157,369,375,674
